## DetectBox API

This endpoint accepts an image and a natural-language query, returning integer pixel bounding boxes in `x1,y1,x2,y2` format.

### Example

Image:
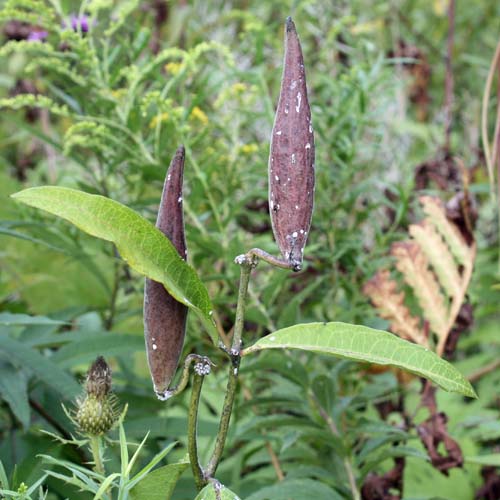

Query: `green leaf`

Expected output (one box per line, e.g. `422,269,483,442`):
0,334,81,400
129,458,189,500
245,478,343,500
11,186,218,343
51,333,145,368
465,454,500,466
243,322,476,397
195,482,242,500
0,312,67,326
0,362,30,429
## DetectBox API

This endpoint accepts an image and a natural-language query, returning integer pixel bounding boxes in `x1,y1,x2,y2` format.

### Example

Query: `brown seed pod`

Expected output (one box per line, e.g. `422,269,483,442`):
269,17,315,272
144,145,188,399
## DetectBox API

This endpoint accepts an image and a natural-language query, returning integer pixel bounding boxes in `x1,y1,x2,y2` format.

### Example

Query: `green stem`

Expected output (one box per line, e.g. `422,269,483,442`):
205,355,240,479
245,248,298,271
188,371,206,491
89,436,105,476
204,260,253,479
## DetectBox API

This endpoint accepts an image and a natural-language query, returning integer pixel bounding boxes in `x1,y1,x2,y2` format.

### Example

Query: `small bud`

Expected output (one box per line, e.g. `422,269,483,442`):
144,146,188,398
75,357,118,436
268,17,315,271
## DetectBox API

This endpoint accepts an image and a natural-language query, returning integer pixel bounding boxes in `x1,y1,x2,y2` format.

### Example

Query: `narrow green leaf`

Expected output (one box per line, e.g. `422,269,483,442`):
194,482,241,500
245,478,343,500
11,187,218,343
128,457,189,500
243,322,476,397
0,312,67,326
0,334,81,400
465,454,500,466
0,363,30,429
51,333,145,368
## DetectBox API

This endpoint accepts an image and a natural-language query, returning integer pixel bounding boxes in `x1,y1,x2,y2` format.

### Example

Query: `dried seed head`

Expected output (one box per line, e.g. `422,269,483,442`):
85,356,112,399
75,356,118,436
269,17,315,271
144,145,188,399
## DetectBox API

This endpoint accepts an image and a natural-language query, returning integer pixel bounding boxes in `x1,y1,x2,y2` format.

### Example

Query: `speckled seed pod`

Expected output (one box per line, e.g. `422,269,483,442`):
269,17,315,272
144,145,188,399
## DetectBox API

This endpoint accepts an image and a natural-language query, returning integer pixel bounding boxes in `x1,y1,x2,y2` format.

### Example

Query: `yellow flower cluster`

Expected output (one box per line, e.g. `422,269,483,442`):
189,106,209,125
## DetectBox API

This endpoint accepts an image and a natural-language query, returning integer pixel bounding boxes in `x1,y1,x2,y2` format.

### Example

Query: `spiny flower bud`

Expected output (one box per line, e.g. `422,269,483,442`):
269,17,315,271
144,145,188,399
75,356,118,436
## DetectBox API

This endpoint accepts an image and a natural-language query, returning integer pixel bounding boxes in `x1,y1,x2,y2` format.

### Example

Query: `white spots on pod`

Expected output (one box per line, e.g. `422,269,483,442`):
233,367,238,375
305,143,311,150
287,177,291,182
275,175,279,181
292,231,298,238
295,205,299,210
276,130,282,136
309,123,313,134
299,229,305,234
270,335,276,342
284,105,289,115
275,203,280,210
270,200,274,210
152,344,158,350
167,174,171,181
177,196,182,203
290,80,297,90
185,249,188,256
296,92,302,113
291,153,296,164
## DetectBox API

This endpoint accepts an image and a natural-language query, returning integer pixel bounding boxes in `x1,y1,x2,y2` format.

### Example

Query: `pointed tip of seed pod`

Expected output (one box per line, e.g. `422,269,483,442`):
176,144,185,157
286,16,295,33
155,388,174,401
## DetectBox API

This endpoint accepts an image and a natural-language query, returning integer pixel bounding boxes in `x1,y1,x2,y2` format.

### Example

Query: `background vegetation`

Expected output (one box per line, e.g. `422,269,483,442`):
1,0,500,498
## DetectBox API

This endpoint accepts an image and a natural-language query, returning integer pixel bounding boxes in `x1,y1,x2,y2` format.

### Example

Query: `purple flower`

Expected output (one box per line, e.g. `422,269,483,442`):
65,14,93,33
27,30,48,42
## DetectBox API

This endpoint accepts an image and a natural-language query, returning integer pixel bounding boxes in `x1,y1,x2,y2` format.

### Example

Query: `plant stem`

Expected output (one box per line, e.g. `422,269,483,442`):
204,259,253,479
89,436,105,475
205,355,239,478
188,373,205,491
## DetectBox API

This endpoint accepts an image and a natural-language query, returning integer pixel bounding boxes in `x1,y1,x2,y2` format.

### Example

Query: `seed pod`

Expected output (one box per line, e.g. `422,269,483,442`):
269,17,315,271
144,145,188,399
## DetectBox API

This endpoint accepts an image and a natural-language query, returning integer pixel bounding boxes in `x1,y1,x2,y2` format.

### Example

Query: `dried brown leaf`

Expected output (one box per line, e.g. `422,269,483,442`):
363,270,426,346
409,221,461,300
391,241,448,339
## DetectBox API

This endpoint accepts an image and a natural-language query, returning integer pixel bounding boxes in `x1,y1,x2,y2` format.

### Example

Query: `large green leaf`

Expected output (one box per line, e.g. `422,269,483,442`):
11,186,218,343
243,322,476,397
195,482,242,500
0,312,67,326
245,479,343,500
129,459,189,500
0,362,30,429
0,334,81,399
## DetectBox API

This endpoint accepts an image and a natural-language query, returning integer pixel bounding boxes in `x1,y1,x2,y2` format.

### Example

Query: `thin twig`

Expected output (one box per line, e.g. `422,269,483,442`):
188,373,205,491
481,39,500,191
468,358,500,383
444,0,455,152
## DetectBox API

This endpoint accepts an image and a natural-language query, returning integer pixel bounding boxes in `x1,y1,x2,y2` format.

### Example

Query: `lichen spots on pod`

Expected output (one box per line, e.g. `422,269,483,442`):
268,17,315,271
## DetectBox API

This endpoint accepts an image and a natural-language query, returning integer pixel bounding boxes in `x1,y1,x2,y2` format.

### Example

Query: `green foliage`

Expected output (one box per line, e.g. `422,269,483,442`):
12,186,218,343
243,322,476,397
1,0,500,498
